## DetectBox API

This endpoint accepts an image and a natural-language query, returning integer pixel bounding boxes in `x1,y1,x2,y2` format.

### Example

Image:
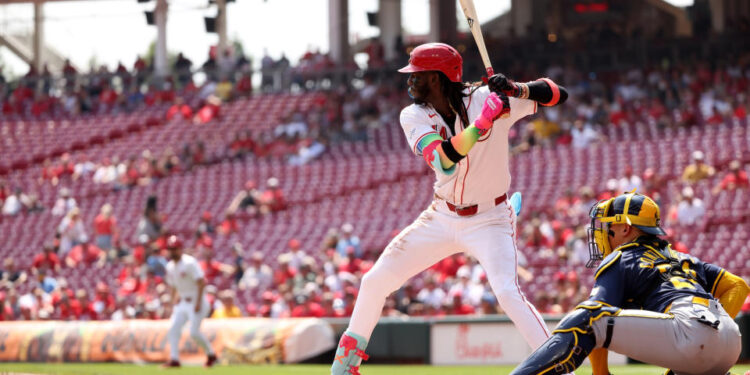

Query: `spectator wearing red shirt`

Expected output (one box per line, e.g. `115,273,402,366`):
261,177,287,213
199,250,232,284
291,295,324,318
65,289,98,321
194,95,222,124
218,210,239,235
274,254,297,286
338,247,362,275
93,203,118,252
165,97,193,121
92,282,116,319
65,242,105,268
712,160,749,195
31,243,61,275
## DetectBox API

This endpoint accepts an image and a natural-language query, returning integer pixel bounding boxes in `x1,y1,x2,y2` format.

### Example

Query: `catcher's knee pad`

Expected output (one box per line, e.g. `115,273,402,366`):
510,301,620,375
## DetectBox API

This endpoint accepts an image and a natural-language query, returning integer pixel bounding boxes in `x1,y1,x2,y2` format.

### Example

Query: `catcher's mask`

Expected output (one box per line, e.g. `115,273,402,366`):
586,192,665,268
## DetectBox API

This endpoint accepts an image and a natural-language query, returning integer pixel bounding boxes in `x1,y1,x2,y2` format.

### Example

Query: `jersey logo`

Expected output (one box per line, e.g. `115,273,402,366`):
428,113,438,118
431,124,448,139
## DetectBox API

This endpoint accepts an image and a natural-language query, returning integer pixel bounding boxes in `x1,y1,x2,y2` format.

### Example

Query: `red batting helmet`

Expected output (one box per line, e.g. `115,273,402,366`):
398,43,463,83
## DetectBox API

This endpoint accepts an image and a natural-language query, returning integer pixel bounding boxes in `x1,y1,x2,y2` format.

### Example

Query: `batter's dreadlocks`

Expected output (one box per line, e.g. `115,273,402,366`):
413,72,480,129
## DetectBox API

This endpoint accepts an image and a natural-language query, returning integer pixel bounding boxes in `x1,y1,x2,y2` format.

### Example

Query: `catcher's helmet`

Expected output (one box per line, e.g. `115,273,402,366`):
586,192,665,268
398,43,463,83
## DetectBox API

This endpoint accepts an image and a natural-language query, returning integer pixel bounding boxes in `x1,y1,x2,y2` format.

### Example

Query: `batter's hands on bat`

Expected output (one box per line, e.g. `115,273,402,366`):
475,92,510,130
488,73,519,97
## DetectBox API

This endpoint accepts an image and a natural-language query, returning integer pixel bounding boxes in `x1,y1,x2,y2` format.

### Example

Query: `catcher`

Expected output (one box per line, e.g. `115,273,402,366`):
511,192,749,375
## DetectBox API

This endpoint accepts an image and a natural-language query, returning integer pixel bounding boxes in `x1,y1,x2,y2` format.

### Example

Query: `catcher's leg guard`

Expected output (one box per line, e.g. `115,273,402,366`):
331,331,369,375
510,302,620,375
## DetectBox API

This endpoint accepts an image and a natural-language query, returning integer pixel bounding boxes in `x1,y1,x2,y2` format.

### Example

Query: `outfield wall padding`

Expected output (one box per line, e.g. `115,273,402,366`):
0,318,334,364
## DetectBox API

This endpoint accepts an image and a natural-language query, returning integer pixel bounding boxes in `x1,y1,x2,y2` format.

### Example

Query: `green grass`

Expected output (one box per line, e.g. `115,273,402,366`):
0,363,749,375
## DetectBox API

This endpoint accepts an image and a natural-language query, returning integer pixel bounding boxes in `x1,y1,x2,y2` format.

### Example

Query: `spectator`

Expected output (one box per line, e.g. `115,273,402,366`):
281,239,306,270
135,196,162,242
682,150,715,184
199,250,233,284
31,243,62,275
570,119,601,149
51,188,77,216
417,275,446,310
65,242,106,268
196,211,216,235
165,97,193,121
446,291,475,315
291,294,324,318
239,251,273,291
57,207,88,255
712,160,749,194
261,177,287,213
618,165,642,193
111,296,135,321
145,245,167,277
1,188,23,216
231,243,245,284
335,223,362,258
218,210,239,236
0,258,27,289
93,203,118,252
72,289,98,320
174,53,193,86
673,187,706,226
228,180,261,217
211,290,242,318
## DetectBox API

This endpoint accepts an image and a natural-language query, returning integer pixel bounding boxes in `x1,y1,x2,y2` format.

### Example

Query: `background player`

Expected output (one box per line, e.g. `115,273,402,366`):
510,192,750,375
331,42,568,375
163,235,218,368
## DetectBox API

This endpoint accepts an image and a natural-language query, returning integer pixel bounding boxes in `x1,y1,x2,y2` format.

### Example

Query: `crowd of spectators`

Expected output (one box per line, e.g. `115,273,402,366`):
2,37,750,321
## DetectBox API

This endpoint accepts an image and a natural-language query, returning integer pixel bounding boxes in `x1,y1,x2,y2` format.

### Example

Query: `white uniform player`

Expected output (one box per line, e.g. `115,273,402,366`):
163,235,217,368
332,43,569,375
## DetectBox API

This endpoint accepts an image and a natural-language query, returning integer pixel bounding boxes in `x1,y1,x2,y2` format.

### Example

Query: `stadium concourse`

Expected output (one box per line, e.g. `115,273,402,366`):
0,48,749,323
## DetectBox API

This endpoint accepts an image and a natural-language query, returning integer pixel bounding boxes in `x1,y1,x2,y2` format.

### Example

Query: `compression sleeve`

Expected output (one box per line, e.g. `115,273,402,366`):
713,270,750,318
416,125,482,174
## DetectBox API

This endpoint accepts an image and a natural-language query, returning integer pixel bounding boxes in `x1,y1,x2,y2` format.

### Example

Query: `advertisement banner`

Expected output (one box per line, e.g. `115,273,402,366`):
431,321,626,365
0,318,334,364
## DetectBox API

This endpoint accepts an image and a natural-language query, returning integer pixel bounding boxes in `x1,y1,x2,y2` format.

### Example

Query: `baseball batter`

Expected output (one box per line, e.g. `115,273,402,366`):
163,235,217,368
510,193,750,375
331,43,568,375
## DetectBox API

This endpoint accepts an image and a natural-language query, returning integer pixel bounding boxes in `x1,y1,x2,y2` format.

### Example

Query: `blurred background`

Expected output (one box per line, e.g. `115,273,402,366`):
0,0,749,367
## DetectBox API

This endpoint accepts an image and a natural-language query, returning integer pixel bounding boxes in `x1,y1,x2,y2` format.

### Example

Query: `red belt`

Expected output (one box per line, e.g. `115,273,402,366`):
446,194,507,217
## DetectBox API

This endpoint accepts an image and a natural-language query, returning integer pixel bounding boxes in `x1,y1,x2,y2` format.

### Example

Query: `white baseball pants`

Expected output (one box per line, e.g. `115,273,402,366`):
348,199,550,349
167,296,214,360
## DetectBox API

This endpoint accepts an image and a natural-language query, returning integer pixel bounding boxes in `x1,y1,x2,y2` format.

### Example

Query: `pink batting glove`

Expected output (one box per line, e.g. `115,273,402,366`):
475,92,510,130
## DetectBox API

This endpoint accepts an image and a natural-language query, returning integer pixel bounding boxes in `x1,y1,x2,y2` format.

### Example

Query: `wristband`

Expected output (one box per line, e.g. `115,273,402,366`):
441,139,465,163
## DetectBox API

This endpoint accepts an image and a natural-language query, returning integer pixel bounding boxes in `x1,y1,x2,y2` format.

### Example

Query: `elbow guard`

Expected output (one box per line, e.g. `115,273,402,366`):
536,78,568,106
423,140,455,176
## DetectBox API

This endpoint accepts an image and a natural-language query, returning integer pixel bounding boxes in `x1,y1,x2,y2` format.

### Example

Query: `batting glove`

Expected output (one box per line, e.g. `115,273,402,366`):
475,92,510,130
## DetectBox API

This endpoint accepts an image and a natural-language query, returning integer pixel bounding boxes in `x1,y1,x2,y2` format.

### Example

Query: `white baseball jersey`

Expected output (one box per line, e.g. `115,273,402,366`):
400,86,536,205
166,254,204,301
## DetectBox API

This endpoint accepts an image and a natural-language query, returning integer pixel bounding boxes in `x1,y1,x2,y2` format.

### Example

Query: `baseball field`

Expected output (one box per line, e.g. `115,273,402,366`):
2,363,750,374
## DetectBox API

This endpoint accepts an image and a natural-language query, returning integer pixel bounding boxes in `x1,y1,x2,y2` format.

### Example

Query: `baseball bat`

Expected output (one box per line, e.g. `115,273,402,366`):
458,0,494,78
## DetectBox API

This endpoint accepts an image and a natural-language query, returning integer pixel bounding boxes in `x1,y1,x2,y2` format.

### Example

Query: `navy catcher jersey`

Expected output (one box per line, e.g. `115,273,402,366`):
588,236,726,312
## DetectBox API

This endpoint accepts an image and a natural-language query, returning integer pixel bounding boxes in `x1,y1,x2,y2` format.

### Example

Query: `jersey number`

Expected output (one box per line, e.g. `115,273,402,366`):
670,277,698,290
